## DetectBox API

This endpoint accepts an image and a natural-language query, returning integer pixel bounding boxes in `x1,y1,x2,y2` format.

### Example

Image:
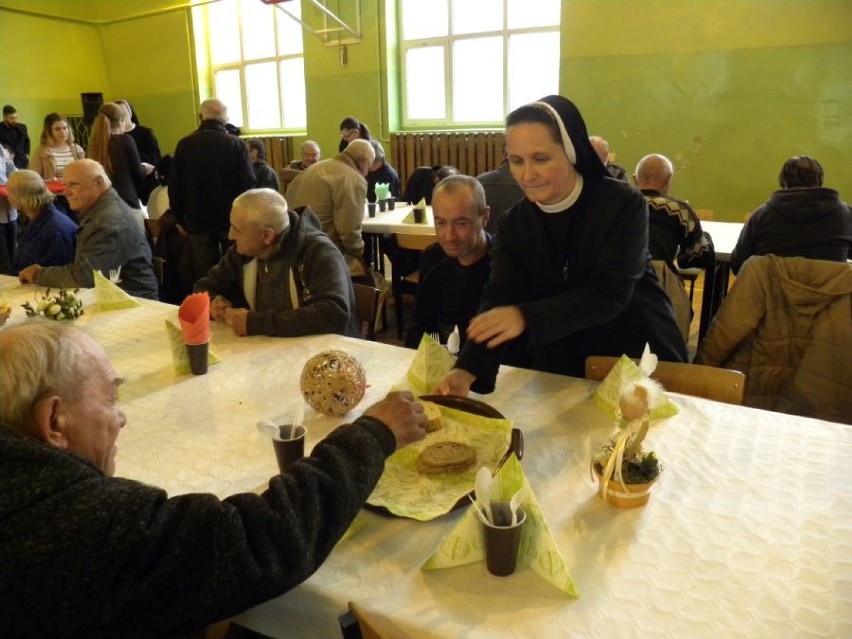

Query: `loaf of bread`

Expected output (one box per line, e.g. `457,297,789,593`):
416,441,477,475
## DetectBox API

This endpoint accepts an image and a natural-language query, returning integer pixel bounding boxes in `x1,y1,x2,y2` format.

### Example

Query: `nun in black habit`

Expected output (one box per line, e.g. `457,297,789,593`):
435,95,687,395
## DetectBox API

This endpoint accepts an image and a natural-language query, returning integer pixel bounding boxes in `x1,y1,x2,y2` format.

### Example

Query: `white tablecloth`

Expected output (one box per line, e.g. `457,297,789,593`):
1,276,849,639
362,203,435,236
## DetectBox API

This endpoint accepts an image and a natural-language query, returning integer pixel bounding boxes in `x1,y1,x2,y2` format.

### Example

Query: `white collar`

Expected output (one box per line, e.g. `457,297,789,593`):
536,174,584,213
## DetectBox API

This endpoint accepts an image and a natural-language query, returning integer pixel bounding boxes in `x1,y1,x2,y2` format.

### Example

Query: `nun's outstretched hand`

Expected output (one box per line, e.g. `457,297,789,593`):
466,305,525,348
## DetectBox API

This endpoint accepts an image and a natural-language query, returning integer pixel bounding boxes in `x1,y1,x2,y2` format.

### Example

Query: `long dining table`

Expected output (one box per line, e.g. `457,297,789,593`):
1,276,848,639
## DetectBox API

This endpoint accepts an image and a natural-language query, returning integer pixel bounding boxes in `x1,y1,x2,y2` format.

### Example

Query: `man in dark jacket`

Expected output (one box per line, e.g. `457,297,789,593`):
169,99,255,282
195,188,362,338
0,105,29,169
0,321,426,638
730,155,851,274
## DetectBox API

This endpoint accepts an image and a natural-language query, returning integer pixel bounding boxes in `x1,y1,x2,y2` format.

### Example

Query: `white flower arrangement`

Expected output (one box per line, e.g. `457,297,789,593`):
22,288,84,321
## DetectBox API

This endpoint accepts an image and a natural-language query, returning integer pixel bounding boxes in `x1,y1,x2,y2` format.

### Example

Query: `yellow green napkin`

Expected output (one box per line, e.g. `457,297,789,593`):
422,454,579,597
406,333,456,394
401,197,429,224
367,404,512,520
93,269,141,310
164,319,221,374
593,354,678,420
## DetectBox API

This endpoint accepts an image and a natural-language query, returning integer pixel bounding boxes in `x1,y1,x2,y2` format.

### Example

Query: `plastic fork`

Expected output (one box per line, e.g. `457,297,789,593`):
509,488,526,526
429,331,441,344
109,266,122,283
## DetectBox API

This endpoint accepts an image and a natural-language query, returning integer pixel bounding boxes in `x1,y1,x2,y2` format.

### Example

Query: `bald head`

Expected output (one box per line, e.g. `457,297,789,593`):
63,159,111,214
634,154,674,194
589,136,610,164
200,99,228,124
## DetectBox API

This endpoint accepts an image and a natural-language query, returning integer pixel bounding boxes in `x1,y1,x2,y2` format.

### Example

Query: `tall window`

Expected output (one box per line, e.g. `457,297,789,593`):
399,0,561,127
197,0,307,132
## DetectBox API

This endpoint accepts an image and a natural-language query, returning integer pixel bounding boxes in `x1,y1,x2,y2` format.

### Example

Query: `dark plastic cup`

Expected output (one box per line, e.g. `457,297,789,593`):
271,424,306,473
378,199,388,212
185,342,209,375
482,502,526,576
413,207,424,224
367,202,376,218
387,198,396,211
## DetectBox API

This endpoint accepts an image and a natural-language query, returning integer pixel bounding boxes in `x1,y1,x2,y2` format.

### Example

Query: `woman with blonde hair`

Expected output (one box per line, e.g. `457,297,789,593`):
30,113,85,180
87,102,153,223
7,170,77,274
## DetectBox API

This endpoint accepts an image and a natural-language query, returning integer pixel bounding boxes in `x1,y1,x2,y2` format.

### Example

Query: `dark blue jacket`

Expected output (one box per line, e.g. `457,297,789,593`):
13,203,77,273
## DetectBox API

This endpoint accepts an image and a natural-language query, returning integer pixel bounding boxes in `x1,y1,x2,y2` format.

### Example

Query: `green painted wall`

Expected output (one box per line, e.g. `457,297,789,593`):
562,0,852,219
2,0,850,221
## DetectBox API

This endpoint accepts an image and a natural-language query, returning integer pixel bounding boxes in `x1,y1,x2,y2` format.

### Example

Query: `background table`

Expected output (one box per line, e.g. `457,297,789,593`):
1,276,848,639
698,221,744,340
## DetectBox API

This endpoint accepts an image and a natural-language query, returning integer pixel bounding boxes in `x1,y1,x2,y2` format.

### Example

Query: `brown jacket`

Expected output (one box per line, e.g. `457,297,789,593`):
696,255,852,424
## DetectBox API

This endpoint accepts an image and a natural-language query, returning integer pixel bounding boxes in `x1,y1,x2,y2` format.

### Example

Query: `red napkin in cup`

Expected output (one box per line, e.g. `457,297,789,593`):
178,292,210,345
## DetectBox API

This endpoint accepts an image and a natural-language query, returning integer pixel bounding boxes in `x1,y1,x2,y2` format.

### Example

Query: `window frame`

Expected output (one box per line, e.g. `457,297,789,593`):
198,0,308,135
398,0,560,129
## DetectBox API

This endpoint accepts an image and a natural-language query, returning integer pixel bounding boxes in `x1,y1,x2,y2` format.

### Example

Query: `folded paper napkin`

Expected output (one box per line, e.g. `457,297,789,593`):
178,292,210,345
592,345,678,420
368,403,512,520
406,332,456,395
374,182,391,201
164,319,221,374
93,269,141,311
422,454,579,597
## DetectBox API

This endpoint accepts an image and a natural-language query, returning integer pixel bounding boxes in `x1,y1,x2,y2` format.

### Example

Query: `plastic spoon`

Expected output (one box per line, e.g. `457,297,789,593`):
474,466,493,525
292,399,304,437
447,325,461,355
256,420,281,440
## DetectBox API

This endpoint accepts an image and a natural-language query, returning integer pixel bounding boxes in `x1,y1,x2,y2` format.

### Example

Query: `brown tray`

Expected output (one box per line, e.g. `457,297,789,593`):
364,395,524,517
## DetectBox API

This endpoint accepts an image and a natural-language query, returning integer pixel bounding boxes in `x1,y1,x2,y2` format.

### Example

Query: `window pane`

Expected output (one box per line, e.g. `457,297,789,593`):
245,62,280,129
240,0,276,60
405,47,446,120
453,0,502,35
276,1,303,56
401,0,448,40
208,1,241,65
215,69,244,128
507,0,560,29
453,37,503,122
508,32,559,111
280,59,307,129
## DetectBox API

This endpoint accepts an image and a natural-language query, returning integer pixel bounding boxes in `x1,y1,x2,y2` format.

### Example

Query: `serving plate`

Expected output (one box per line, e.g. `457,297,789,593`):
364,395,523,519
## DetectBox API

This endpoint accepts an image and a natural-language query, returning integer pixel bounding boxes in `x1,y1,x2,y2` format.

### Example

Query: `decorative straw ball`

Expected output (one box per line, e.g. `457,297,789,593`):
300,350,367,416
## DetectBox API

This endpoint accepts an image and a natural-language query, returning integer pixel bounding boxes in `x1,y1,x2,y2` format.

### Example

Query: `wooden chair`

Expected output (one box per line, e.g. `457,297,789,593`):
339,602,389,639
391,232,436,339
584,356,746,405
278,167,302,196
352,283,381,340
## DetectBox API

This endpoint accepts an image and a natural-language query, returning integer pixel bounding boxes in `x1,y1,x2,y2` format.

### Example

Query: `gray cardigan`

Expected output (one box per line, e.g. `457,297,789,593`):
33,188,159,299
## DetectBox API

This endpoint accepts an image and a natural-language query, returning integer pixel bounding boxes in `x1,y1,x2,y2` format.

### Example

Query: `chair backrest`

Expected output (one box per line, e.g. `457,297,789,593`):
584,356,746,405
395,233,435,252
278,167,302,196
352,283,381,340
695,209,714,221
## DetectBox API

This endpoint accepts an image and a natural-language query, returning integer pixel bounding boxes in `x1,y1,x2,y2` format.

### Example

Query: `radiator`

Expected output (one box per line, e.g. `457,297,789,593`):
249,137,295,175
390,131,505,191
